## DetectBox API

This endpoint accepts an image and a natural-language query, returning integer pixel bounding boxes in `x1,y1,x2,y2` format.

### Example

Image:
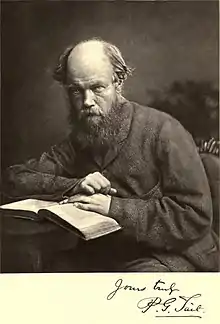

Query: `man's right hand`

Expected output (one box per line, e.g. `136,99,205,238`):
72,171,117,196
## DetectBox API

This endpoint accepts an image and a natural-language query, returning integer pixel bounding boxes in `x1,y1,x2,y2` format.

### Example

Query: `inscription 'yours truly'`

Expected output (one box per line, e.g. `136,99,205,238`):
106,278,178,300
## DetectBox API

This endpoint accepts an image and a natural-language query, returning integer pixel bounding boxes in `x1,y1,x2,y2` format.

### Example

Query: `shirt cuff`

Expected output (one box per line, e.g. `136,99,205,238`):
61,178,82,198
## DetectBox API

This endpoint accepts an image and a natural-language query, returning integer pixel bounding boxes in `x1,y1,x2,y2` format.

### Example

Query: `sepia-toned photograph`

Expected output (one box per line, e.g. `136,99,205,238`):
0,0,219,274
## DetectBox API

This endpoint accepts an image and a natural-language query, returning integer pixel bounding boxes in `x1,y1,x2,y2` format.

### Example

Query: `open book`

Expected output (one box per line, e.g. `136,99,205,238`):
0,199,121,240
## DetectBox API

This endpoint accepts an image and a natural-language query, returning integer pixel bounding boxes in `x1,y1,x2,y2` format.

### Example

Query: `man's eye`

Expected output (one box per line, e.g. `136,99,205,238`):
71,88,81,95
92,86,105,93
67,86,81,95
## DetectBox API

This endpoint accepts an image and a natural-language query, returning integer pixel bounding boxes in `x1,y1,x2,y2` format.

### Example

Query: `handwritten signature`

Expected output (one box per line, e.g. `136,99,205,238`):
137,294,203,315
107,278,204,318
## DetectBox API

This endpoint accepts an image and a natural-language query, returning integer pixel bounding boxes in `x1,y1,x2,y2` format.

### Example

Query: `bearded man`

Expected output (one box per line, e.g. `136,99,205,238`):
2,39,219,272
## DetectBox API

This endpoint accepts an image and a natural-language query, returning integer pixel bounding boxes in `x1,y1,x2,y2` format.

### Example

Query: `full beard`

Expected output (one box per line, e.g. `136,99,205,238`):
68,97,124,153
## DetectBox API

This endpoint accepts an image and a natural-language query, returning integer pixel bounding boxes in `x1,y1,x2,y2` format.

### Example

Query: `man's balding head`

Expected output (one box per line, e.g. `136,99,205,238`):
66,40,114,84
53,38,132,86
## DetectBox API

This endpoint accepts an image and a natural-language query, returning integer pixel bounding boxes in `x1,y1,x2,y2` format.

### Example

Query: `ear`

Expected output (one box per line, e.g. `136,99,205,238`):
112,75,123,93
116,81,123,94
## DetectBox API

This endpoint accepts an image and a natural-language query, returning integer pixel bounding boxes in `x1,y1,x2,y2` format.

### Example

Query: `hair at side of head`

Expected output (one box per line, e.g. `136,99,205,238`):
53,38,133,85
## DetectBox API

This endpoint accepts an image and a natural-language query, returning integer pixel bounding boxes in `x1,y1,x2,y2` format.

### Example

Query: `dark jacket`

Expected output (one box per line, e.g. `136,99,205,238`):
2,100,219,271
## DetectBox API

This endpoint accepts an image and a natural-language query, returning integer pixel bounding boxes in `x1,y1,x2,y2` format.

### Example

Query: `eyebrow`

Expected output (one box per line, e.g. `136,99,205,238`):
67,81,106,88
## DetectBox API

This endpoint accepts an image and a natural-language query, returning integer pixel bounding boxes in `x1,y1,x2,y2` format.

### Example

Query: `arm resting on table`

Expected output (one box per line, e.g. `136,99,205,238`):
1,139,80,201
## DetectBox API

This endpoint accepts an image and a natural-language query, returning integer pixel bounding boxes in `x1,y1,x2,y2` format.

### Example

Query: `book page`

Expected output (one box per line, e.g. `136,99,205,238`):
45,204,120,233
0,199,57,214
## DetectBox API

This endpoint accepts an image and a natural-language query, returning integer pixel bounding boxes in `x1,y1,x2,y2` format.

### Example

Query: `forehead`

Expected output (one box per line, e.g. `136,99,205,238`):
67,43,113,84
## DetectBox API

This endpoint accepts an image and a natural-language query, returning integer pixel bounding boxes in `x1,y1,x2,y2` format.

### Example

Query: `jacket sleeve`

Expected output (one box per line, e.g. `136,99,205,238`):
1,139,81,201
109,118,213,251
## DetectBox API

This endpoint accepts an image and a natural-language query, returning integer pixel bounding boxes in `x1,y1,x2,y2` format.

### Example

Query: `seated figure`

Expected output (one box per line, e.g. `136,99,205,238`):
2,39,219,272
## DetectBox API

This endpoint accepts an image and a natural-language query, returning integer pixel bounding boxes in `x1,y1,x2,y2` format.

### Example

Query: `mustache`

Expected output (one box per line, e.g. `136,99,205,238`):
80,107,104,117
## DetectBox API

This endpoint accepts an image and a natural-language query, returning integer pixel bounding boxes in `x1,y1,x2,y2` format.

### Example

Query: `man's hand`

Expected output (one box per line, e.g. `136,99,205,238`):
61,193,111,216
73,171,117,195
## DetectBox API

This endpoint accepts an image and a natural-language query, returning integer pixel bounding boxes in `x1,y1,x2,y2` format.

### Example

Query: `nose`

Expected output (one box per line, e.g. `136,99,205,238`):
83,89,95,108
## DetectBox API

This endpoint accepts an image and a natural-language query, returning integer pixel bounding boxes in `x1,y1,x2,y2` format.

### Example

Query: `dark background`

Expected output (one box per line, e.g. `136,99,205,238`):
1,0,219,169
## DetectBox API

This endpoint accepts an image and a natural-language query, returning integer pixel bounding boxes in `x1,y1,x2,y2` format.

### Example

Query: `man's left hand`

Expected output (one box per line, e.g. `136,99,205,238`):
61,193,111,216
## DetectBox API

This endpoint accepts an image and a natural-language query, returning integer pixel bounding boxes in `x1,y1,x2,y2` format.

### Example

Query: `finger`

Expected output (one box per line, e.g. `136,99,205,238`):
87,172,112,193
59,198,69,205
85,179,102,191
109,187,117,195
74,202,101,214
92,172,110,187
83,193,106,205
100,187,109,194
60,195,90,204
70,195,92,204
101,186,117,195
88,193,107,202
100,185,112,194
84,174,105,191
80,182,96,195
